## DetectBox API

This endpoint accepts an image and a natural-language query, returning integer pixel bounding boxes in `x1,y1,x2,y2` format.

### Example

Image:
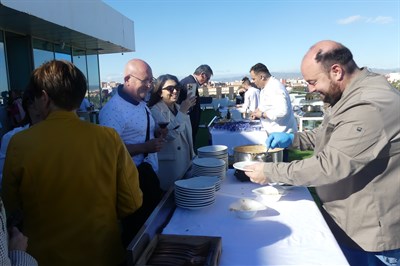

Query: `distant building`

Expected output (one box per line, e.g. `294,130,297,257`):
386,72,400,82
0,0,135,136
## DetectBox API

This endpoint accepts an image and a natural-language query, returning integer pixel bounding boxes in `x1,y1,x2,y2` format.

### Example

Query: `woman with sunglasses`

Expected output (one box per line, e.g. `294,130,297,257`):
148,74,197,191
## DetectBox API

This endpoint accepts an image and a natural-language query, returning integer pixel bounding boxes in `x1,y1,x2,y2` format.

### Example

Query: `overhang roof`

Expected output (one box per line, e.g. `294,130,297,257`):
0,0,135,55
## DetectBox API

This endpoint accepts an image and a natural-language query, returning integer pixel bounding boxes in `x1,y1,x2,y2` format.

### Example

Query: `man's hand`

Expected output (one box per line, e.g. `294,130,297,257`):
180,96,196,114
243,162,269,185
266,132,294,149
146,137,164,153
250,108,262,120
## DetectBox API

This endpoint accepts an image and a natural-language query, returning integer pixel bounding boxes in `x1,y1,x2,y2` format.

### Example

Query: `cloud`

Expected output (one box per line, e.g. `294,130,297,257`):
337,15,394,25
337,15,363,25
366,16,394,24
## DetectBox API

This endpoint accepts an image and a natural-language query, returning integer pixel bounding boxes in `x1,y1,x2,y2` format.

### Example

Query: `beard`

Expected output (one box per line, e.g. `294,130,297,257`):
321,80,342,106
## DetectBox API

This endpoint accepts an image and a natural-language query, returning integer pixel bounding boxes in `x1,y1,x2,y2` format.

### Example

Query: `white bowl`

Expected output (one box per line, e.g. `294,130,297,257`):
229,198,267,219
252,186,287,204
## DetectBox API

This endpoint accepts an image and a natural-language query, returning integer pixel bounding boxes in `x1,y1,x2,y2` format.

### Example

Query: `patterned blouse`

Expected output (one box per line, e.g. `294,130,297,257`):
0,199,37,266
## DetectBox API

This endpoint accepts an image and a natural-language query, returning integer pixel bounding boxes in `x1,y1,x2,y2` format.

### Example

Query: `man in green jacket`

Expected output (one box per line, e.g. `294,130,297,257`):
245,40,400,265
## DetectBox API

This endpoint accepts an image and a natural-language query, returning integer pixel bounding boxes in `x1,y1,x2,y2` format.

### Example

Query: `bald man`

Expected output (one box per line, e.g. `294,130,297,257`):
99,59,164,246
245,40,400,265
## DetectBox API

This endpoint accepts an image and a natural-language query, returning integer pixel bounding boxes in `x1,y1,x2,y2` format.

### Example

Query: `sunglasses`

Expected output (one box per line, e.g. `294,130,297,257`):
162,85,181,93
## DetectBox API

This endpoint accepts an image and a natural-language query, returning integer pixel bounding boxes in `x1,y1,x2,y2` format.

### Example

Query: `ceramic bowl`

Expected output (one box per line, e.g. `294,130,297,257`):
229,198,267,219
252,185,287,204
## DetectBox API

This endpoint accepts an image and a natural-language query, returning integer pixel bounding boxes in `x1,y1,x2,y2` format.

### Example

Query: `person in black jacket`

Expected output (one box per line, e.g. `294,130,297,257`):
178,64,213,146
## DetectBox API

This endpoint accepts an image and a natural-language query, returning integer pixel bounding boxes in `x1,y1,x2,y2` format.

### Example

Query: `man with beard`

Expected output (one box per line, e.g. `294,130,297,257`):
244,40,400,265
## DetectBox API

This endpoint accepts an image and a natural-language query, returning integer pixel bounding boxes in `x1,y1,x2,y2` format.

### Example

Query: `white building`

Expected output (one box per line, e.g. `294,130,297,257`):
386,72,400,82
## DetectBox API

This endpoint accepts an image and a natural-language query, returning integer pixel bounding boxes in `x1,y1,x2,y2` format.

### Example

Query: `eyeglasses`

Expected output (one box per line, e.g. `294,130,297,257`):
162,85,181,93
129,74,156,86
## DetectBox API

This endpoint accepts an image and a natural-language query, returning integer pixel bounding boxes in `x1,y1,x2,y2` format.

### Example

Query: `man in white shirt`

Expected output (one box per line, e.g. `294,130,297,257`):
99,58,164,246
237,77,260,112
249,63,298,161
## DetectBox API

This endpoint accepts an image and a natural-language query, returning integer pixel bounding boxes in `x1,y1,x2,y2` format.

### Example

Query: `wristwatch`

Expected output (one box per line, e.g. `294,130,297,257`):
261,112,264,119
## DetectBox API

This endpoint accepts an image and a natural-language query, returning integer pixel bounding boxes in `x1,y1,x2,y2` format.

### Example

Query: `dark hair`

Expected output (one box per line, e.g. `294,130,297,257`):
147,74,181,107
315,45,356,74
241,76,251,84
193,64,213,77
17,89,36,126
250,63,271,77
27,60,87,111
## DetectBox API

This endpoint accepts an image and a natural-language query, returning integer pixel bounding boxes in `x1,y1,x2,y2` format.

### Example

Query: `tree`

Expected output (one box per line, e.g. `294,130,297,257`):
390,80,400,91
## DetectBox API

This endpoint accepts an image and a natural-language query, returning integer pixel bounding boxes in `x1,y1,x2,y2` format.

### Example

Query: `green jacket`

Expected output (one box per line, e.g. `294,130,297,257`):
266,68,400,251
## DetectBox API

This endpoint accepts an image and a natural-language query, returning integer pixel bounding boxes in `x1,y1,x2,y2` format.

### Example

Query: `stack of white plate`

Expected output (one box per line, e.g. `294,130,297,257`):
195,175,222,191
175,176,219,209
197,145,229,170
192,157,226,181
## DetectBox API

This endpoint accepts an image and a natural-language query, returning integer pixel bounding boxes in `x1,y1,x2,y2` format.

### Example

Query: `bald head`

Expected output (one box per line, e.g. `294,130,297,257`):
122,59,154,102
301,40,357,75
124,59,152,79
300,40,360,106
305,40,343,58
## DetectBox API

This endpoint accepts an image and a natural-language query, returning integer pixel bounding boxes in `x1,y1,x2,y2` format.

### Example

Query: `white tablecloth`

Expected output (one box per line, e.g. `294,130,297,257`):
162,170,349,265
210,129,268,155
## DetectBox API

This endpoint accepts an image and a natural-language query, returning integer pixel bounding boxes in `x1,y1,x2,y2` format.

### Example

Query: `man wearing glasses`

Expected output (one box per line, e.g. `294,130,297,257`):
178,64,213,146
99,59,164,246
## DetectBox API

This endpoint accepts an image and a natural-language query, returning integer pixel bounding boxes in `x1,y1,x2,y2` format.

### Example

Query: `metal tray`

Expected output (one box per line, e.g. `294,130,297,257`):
135,234,222,266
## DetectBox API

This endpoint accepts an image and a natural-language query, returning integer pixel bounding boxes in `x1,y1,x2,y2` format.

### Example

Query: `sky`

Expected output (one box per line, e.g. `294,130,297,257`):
99,0,400,82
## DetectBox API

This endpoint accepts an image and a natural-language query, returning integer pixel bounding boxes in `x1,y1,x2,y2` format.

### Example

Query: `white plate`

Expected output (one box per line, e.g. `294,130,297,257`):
268,182,285,186
197,145,228,154
175,178,215,190
252,186,287,196
192,158,226,168
232,161,257,172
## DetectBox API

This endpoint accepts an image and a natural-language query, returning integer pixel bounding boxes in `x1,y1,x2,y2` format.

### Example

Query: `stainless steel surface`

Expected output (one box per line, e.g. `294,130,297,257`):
207,116,219,128
126,187,176,265
135,234,222,266
233,144,283,163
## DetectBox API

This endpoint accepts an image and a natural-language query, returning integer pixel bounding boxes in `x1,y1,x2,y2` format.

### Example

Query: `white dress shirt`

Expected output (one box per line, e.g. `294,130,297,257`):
99,92,158,172
242,86,260,112
259,76,298,134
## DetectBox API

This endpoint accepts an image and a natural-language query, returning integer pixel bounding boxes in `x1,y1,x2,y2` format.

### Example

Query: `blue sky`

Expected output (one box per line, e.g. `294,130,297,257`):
100,0,399,82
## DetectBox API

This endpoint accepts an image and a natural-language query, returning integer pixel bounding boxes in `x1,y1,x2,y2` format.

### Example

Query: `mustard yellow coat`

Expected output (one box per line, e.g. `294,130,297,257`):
2,111,142,266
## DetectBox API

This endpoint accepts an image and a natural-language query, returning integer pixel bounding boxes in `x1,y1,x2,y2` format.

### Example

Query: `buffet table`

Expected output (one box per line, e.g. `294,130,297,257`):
209,119,268,156
210,129,267,156
162,169,349,265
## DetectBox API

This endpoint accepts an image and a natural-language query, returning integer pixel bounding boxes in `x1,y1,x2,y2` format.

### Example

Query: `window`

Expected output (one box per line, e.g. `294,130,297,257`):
72,49,88,80
54,43,72,62
33,39,54,68
0,31,9,95
86,54,101,108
